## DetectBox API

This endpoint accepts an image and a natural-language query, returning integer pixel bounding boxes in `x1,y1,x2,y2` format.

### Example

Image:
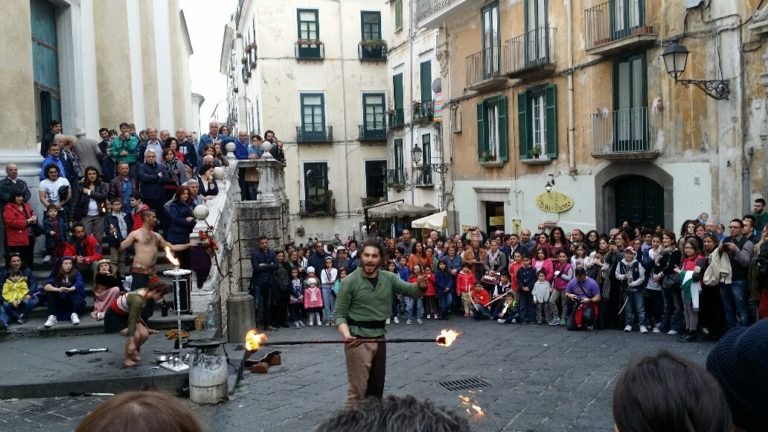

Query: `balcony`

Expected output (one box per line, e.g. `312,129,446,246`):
412,100,434,124
466,48,508,92
412,167,433,188
386,168,406,191
590,107,660,160
585,1,657,56
503,27,557,80
300,197,336,217
388,109,405,130
296,126,333,143
295,40,325,61
358,125,387,142
416,0,475,29
358,40,387,62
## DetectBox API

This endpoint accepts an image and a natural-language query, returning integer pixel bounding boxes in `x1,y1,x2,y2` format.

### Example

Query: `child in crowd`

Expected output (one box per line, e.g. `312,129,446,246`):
304,266,317,288
516,254,537,324
334,268,347,297
457,263,475,317
532,269,551,325
91,259,121,321
423,266,437,319
104,198,131,275
303,277,323,326
616,247,647,333
435,260,453,320
289,268,305,328
406,265,425,324
471,281,491,320
551,250,574,326
491,273,512,319
42,204,67,269
320,257,337,326
386,261,400,324
397,256,410,281
570,244,591,271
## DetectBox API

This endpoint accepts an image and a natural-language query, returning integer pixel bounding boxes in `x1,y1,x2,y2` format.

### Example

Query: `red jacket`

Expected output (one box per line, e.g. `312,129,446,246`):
456,271,475,295
131,203,150,231
471,288,490,305
63,235,104,265
3,202,34,247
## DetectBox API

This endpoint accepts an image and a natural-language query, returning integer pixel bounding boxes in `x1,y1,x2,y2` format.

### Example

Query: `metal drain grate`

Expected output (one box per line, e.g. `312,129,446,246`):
438,378,491,392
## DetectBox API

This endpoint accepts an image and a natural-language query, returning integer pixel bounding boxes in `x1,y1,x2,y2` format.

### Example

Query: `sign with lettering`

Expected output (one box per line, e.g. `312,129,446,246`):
535,191,574,213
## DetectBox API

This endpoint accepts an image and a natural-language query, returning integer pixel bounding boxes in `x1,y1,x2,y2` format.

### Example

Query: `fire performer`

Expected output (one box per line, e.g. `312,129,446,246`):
333,239,428,407
104,280,172,368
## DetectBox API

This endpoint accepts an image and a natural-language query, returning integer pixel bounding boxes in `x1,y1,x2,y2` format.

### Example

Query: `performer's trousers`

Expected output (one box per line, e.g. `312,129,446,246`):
344,337,386,408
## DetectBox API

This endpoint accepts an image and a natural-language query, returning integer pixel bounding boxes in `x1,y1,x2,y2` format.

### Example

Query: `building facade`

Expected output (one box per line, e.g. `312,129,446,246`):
417,0,768,234
1,0,195,222
385,0,446,214
221,0,392,241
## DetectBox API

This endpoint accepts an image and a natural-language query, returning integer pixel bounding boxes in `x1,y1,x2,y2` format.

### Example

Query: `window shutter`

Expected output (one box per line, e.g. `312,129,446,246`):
545,84,557,158
420,61,432,103
497,96,509,161
393,74,403,109
477,102,488,159
518,92,528,158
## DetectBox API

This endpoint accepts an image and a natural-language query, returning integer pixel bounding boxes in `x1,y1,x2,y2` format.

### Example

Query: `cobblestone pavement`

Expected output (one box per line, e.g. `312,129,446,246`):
0,319,715,431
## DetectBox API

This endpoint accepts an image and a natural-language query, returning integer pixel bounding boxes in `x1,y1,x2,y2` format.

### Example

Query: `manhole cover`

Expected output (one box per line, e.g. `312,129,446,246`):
438,378,490,391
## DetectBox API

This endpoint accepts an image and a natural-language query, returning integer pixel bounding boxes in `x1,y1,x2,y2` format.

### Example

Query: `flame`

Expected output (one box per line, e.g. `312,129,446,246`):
459,395,485,418
165,245,180,266
436,329,460,347
244,329,267,351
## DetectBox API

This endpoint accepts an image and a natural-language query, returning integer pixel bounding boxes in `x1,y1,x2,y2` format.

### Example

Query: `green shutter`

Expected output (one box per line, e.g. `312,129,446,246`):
420,61,432,103
477,102,488,159
497,96,509,161
518,92,529,158
545,84,557,158
393,74,403,109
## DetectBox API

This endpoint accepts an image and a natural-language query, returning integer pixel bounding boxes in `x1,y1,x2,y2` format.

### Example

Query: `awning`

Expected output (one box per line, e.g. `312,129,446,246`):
411,210,448,230
367,202,437,218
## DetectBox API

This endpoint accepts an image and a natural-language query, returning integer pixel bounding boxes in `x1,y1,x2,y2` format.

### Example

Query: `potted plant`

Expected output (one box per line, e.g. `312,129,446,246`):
527,145,542,159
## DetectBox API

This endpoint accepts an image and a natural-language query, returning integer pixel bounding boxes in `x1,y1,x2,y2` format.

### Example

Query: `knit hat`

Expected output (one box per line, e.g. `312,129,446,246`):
306,266,315,273
706,319,768,431
623,247,635,254
306,278,318,286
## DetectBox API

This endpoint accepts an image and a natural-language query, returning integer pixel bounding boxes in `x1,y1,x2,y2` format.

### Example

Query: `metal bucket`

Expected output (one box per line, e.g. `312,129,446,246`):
189,354,228,404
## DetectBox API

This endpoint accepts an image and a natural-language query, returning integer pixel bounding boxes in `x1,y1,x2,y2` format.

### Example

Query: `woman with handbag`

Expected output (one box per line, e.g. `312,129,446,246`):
676,238,706,342
698,233,725,340
3,191,37,268
653,230,683,335
72,166,108,242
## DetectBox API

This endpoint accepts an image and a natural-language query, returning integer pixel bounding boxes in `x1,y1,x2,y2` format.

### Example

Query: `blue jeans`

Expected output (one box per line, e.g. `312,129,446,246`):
1,298,39,325
473,305,492,320
321,285,335,322
623,290,646,327
660,287,683,332
518,290,535,323
719,280,750,329
405,297,423,320
437,294,452,315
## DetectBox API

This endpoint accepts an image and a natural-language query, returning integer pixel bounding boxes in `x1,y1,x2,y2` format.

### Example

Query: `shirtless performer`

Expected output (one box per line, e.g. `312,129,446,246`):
118,210,192,291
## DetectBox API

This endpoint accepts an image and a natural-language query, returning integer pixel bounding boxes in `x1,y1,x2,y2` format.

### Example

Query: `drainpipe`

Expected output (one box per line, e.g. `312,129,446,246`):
337,0,351,218
408,0,415,206
566,0,576,175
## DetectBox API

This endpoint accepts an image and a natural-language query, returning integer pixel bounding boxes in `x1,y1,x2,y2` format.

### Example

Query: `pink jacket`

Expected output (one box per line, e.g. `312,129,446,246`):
532,258,554,283
304,286,323,309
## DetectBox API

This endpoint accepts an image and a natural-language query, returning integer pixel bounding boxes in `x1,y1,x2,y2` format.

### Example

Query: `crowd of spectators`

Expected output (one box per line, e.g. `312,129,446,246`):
0,119,284,330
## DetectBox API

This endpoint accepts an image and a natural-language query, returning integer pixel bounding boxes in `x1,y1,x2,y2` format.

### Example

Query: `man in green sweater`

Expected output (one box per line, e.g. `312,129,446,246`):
334,239,427,407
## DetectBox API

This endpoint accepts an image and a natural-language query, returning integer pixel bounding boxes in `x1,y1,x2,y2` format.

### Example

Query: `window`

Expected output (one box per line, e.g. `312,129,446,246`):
363,93,386,131
297,9,319,40
525,0,549,64
393,138,404,182
365,160,387,198
300,93,325,134
361,11,381,40
613,54,648,151
420,61,432,103
481,3,500,78
518,84,557,159
394,0,403,32
612,0,643,39
303,162,331,213
392,73,404,127
419,134,432,185
476,96,508,162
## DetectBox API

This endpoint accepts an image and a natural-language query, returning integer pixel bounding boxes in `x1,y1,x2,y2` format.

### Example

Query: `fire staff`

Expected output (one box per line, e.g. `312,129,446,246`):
333,240,427,407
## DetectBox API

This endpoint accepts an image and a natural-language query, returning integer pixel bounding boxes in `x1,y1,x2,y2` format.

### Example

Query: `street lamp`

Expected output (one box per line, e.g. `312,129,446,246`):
661,41,730,100
411,144,449,174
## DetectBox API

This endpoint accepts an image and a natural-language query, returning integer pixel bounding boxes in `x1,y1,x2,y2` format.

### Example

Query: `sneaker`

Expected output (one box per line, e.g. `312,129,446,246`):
44,315,57,328
667,329,678,335
308,321,314,326
385,318,391,325
497,318,506,324
298,321,305,327
71,313,80,325
640,325,649,334
624,325,632,332
652,326,661,334
417,319,424,325
393,317,400,324
559,318,566,326
511,318,518,324
43,255,51,263
16,314,25,325
406,319,412,325
547,318,558,326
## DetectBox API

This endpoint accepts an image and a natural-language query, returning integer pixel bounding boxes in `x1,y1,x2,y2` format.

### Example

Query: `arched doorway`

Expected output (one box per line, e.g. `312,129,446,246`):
612,175,663,228
594,162,673,232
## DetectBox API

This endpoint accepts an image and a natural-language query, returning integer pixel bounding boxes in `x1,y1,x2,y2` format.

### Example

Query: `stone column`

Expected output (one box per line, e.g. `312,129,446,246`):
93,0,134,128
139,0,160,128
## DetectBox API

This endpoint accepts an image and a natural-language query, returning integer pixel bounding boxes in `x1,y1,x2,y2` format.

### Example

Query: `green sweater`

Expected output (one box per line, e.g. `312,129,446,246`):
334,268,424,337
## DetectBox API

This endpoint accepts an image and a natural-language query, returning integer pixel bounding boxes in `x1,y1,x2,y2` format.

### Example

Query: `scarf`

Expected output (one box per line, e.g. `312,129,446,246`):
487,249,501,268
654,244,674,266
165,159,181,185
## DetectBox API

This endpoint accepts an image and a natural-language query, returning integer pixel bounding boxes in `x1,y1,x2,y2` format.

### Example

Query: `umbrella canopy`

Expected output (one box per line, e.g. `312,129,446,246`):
367,202,436,218
411,210,448,230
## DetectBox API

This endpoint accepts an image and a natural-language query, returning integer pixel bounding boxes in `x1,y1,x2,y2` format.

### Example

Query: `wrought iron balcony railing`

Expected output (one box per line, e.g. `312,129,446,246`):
295,40,325,60
296,126,333,143
412,100,434,124
590,107,659,159
300,198,336,217
358,124,387,142
358,40,387,62
585,0,656,52
388,109,405,129
503,27,556,78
